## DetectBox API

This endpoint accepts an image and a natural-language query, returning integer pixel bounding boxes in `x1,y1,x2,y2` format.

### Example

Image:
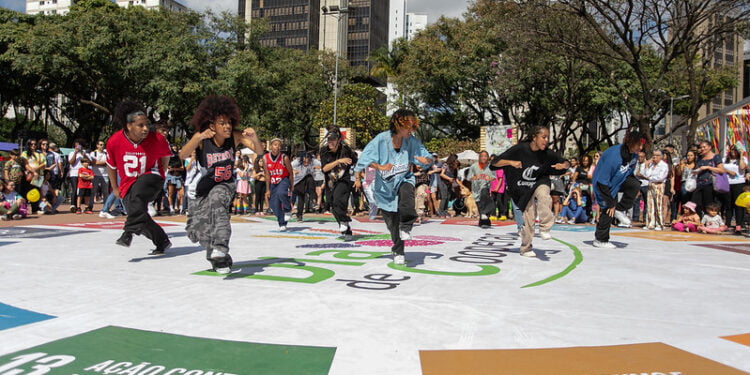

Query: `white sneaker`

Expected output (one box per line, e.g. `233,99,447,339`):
592,240,616,249
101,212,115,219
480,214,488,220
567,219,576,224
393,254,405,265
99,211,106,218
279,225,287,231
338,222,349,233
555,217,564,224
284,213,291,222
654,226,662,231
399,229,412,241
147,203,157,217
540,231,552,240
614,210,631,227
521,250,536,257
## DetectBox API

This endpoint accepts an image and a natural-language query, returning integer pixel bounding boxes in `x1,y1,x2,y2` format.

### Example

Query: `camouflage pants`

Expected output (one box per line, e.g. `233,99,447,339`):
186,182,235,258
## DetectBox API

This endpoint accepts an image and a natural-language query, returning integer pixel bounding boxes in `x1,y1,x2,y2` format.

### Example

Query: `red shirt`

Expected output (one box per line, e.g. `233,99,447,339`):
264,152,289,184
106,129,171,197
77,167,94,189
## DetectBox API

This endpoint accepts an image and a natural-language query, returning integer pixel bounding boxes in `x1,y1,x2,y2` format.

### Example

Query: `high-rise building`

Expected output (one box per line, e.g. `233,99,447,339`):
405,12,426,40
115,0,187,12
26,0,188,15
245,0,389,78
26,0,76,16
698,15,745,117
346,0,388,73
241,0,321,51
388,0,406,47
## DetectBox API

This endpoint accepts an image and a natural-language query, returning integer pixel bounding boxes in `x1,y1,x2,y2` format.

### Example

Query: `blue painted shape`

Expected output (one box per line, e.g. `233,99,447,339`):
0,303,55,330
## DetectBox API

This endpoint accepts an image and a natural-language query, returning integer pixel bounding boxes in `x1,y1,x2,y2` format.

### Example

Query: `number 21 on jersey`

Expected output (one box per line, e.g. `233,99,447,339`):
123,155,147,177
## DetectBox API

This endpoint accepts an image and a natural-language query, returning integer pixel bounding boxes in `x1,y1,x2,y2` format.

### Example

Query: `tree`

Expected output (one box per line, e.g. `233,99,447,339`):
549,0,749,145
313,83,389,148
394,14,509,140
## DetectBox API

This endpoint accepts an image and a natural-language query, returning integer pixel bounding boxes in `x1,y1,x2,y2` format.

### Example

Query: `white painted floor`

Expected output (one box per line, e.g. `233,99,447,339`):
0,216,749,374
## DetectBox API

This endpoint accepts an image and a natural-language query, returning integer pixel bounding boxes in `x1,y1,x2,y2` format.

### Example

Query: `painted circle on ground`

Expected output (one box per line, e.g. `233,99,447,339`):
355,239,444,247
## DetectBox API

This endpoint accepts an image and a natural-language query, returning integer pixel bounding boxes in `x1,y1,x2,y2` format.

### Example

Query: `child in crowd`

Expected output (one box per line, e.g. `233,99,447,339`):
234,158,251,215
0,180,27,220
698,202,727,234
671,201,700,232
76,158,94,214
39,171,57,215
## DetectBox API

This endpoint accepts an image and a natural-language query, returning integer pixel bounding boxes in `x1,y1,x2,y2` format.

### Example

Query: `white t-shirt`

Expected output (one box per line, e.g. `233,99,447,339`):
724,157,747,185
89,150,109,177
68,149,85,177
701,214,725,228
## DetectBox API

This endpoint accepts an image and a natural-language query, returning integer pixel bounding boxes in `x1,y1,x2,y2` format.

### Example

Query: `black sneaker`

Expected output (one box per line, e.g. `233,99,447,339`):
479,218,491,229
209,254,233,274
149,240,172,255
116,232,132,247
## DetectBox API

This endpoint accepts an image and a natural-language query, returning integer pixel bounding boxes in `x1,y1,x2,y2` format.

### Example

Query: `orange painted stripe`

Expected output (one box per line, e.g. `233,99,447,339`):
419,343,747,375
722,333,750,347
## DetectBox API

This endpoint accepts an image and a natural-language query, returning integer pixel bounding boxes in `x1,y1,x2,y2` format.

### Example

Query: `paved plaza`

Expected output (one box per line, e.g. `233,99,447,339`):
0,213,749,374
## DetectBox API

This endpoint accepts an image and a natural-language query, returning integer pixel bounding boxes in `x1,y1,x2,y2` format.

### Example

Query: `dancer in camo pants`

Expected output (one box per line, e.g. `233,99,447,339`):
180,95,264,274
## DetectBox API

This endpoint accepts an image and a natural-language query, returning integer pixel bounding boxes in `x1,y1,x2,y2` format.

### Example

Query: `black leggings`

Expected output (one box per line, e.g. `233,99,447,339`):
381,183,417,255
254,181,266,211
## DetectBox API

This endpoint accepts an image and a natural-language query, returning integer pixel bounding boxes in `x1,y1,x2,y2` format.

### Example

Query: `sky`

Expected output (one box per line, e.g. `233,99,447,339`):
0,0,471,23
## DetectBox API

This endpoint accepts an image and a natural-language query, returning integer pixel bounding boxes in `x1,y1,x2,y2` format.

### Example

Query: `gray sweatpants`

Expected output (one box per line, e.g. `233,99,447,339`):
186,182,235,258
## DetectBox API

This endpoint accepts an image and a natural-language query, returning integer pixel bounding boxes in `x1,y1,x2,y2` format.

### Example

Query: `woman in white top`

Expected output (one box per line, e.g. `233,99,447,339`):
724,145,748,232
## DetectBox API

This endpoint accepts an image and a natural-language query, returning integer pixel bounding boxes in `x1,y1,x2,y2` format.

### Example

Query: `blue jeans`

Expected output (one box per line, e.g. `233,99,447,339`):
269,178,291,226
102,191,125,215
562,205,588,223
511,200,523,231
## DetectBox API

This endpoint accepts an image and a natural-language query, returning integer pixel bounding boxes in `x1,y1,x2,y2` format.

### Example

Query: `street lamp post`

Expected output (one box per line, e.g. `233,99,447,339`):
668,94,690,144
321,4,349,128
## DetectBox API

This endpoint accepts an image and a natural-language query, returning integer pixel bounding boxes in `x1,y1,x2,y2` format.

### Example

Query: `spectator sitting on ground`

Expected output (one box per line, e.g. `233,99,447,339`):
698,202,727,234
0,180,28,220
561,186,589,224
38,171,57,215
671,201,700,232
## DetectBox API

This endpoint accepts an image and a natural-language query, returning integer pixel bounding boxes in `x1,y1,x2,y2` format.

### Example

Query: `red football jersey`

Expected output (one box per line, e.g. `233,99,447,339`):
77,167,94,189
106,129,171,197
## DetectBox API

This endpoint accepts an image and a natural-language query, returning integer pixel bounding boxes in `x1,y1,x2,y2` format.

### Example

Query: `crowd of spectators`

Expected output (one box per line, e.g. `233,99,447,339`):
2,135,748,237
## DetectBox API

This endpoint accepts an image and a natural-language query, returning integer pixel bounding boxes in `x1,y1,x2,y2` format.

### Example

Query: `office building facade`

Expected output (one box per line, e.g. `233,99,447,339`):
245,0,389,77
241,0,321,52
26,0,187,15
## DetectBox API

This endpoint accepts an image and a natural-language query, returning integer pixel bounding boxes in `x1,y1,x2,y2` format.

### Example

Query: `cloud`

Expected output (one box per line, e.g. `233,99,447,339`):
182,0,235,13
407,0,470,23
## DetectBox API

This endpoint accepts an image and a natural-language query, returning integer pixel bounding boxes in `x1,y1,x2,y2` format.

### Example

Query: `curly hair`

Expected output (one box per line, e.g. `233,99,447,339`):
113,101,147,131
189,95,241,132
389,109,419,134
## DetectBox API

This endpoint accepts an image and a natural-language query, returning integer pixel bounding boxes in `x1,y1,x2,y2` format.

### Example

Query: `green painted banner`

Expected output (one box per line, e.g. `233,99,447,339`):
0,326,336,375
